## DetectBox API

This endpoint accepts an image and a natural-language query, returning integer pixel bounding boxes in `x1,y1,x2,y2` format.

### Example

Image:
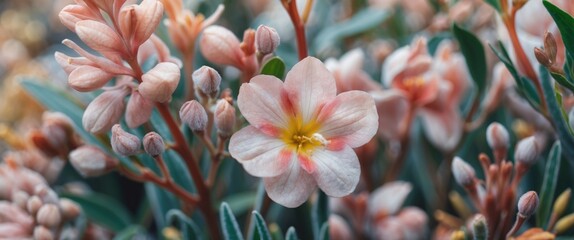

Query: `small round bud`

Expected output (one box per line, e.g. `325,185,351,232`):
27,196,43,216
37,204,62,228
472,215,488,240
69,146,119,177
111,124,141,156
59,199,81,220
143,132,165,156
12,191,29,210
486,122,509,151
518,191,539,218
179,100,208,132
34,226,54,240
514,136,542,166
140,62,181,103
534,47,551,68
214,100,236,138
193,66,221,100
34,185,59,205
255,25,280,55
451,156,476,187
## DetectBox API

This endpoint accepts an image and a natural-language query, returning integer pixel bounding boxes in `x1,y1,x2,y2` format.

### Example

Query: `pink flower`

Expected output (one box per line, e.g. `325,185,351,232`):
229,57,378,207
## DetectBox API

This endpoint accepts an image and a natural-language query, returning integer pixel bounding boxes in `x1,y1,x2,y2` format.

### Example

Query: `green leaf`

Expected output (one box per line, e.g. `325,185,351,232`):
285,227,298,240
251,211,272,240
312,191,329,239
541,67,574,162
313,8,390,54
550,71,574,93
166,209,204,240
246,183,266,240
145,183,179,229
544,1,574,60
60,193,132,232
318,222,329,240
537,141,563,228
220,202,244,240
484,0,501,12
452,23,487,96
260,57,286,79
219,191,257,217
113,225,147,240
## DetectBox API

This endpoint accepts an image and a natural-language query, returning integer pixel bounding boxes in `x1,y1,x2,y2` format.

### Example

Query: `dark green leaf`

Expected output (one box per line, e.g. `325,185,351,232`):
220,202,244,240
452,23,487,96
166,209,204,240
537,141,563,227
550,71,574,93
252,211,271,240
485,0,501,12
246,183,266,240
60,193,132,232
113,225,147,240
260,57,286,79
318,222,329,240
312,191,329,239
285,227,298,240
219,191,257,217
145,183,179,229
544,1,574,60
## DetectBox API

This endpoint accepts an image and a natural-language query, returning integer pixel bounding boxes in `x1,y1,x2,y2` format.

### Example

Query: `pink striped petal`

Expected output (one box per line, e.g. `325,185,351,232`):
237,75,290,130
371,90,410,140
420,106,462,152
368,181,412,216
75,20,124,58
311,145,360,197
264,160,316,208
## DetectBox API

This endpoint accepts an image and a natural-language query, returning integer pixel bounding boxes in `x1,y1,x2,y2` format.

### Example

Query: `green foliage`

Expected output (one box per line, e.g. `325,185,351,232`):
113,225,147,240
537,141,563,228
312,191,329,240
285,227,299,240
60,193,132,233
452,23,487,97
252,211,272,240
260,57,286,79
484,0,501,12
166,209,204,240
220,202,244,240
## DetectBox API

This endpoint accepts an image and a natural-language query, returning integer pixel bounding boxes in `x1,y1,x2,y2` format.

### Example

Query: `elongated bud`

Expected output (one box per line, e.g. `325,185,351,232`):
68,65,114,92
240,29,256,56
59,199,81,220
199,26,243,67
82,87,130,133
214,100,236,138
75,20,124,59
143,132,164,156
111,124,141,156
534,47,552,68
255,25,280,55
179,100,208,132
27,196,43,216
34,226,54,240
58,5,97,32
555,213,574,234
544,32,557,63
125,90,154,128
192,66,221,100
552,188,571,218
514,136,542,166
37,204,61,228
451,156,476,187
518,191,539,218
486,122,509,151
69,146,119,177
42,112,75,148
472,215,488,240
140,62,181,103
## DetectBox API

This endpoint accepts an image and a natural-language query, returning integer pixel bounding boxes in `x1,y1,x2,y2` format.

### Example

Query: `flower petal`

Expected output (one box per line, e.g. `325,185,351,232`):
317,91,378,148
237,75,290,130
368,181,412,216
420,106,462,152
370,90,410,140
264,160,316,208
311,145,360,197
284,57,337,123
229,126,291,178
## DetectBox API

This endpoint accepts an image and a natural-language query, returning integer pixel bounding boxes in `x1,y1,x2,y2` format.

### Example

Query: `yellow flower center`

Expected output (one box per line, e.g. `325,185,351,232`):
402,76,426,90
280,116,327,155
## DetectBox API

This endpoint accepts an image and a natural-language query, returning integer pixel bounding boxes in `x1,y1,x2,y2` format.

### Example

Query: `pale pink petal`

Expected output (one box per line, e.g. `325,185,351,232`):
284,57,337,123
370,90,410,140
75,20,123,58
264,160,316,208
420,106,462,152
368,181,412,216
229,126,292,178
317,91,378,148
311,145,360,197
199,25,243,68
237,75,290,129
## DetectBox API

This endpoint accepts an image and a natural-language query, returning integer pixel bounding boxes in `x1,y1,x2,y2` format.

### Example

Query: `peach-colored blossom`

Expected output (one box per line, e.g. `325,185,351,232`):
139,62,181,103
229,57,378,207
82,86,130,133
200,25,245,68
325,48,383,93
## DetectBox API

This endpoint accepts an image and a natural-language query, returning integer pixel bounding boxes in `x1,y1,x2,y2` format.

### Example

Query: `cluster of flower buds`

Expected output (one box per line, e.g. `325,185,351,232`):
56,0,183,133
444,122,551,239
199,24,280,82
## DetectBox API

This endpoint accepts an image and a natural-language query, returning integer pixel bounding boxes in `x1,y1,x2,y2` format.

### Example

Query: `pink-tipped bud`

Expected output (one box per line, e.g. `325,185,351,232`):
514,136,542,166
179,100,208,132
68,65,114,92
199,26,243,67
255,25,280,55
75,20,124,58
58,5,98,32
486,122,509,151
59,199,81,220
27,196,43,216
34,185,59,205
82,87,130,133
192,66,221,100
140,62,181,103
143,132,164,156
518,191,539,218
37,204,61,228
214,100,236,138
125,90,154,128
34,226,54,240
111,124,141,156
451,156,476,187
69,146,119,177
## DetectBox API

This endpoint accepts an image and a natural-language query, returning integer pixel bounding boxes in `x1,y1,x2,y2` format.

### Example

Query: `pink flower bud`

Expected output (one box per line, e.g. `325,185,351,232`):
179,100,208,132
82,87,130,133
192,66,221,99
240,29,256,56
27,196,43,216
58,5,98,32
34,185,59,205
59,199,81,220
0,202,33,227
125,90,154,128
34,226,54,240
143,132,165,156
486,122,509,151
451,156,475,187
0,223,29,238
68,65,114,92
214,100,236,138
255,25,280,55
69,146,119,177
37,204,61,228
518,191,539,218
12,191,29,210
140,62,181,103
75,20,124,59
111,124,141,156
131,0,164,47
200,26,243,68
514,136,542,166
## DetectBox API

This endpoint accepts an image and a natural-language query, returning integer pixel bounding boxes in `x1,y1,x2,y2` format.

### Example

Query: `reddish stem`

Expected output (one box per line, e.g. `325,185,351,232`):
282,0,308,60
